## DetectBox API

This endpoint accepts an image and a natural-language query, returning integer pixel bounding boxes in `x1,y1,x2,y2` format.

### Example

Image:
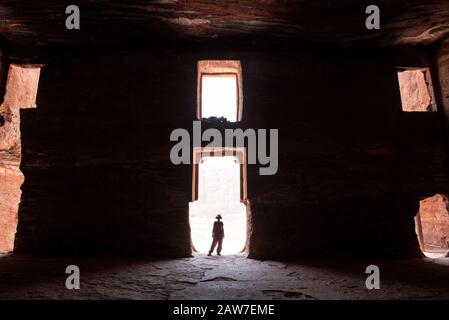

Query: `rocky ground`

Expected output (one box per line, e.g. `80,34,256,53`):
0,253,448,300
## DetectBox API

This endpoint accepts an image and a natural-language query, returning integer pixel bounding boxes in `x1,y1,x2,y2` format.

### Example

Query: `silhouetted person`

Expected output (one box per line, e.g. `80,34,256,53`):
208,214,224,256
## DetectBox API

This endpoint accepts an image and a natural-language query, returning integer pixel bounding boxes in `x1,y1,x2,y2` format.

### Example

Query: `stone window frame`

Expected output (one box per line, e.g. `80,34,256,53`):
197,60,243,121
191,146,247,204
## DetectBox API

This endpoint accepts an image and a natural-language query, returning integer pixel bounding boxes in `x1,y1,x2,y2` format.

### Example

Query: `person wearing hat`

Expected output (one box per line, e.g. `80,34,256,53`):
208,214,225,256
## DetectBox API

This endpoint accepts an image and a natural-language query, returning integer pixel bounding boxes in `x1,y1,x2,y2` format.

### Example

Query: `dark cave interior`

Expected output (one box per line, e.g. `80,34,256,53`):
1,0,449,299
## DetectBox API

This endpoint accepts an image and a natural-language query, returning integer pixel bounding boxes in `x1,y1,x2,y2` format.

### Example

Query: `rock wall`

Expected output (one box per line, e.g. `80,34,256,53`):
397,69,436,112
437,39,449,136
13,47,449,258
1,1,449,48
0,153,23,253
0,60,40,252
419,194,449,250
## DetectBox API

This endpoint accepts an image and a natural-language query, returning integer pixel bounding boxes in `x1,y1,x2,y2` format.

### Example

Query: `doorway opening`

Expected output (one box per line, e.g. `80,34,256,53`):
415,194,449,258
189,147,247,254
0,64,41,253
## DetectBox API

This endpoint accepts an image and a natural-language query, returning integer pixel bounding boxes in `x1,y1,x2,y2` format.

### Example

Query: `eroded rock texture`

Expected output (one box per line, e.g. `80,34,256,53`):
0,153,22,252
397,69,436,112
419,194,449,250
0,64,40,252
437,40,449,129
0,1,449,48
11,46,449,258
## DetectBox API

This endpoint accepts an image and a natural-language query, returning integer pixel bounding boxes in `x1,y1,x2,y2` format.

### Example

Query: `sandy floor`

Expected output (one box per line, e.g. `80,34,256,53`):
0,253,448,300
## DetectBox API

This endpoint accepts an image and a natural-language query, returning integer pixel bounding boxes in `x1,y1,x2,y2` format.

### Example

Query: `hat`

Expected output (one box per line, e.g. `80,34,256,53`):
216,214,222,220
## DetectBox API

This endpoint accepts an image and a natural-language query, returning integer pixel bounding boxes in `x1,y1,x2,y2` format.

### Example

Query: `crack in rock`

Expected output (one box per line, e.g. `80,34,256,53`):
174,280,199,285
201,276,237,282
262,289,315,299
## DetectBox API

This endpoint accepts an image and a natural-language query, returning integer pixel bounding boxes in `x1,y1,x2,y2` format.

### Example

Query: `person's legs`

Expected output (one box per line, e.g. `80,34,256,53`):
217,239,223,255
208,238,218,255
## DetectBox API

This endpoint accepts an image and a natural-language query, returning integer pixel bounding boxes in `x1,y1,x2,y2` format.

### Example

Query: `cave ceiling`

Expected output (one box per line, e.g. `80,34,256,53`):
0,0,448,50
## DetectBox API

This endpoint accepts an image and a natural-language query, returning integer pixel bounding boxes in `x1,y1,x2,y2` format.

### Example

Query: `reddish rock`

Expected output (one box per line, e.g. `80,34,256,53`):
0,64,40,152
0,153,23,252
397,69,435,112
419,194,449,250
0,1,449,48
0,64,40,252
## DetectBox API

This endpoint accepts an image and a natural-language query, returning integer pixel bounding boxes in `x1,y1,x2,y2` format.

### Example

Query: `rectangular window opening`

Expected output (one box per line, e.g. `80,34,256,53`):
397,67,437,112
197,60,243,122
